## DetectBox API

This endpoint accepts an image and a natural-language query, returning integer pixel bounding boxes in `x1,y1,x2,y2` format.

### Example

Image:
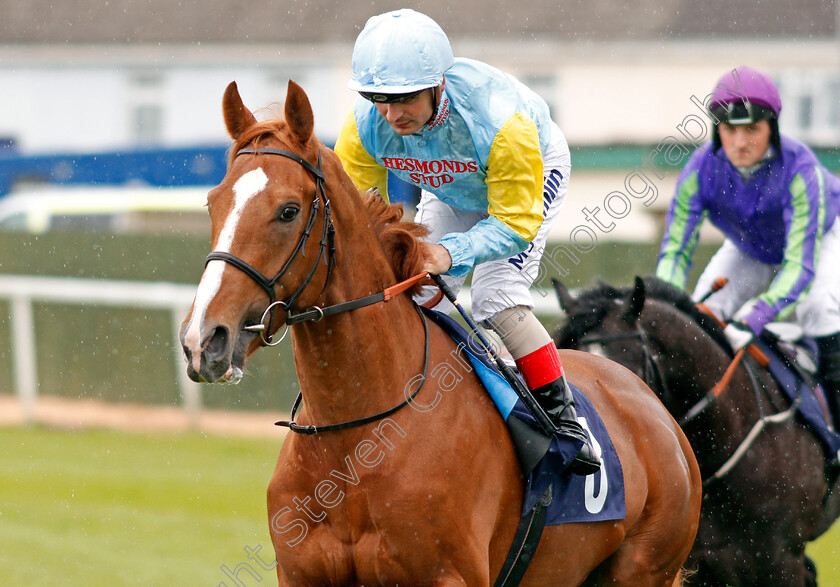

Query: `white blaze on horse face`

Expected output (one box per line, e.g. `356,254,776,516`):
184,168,269,372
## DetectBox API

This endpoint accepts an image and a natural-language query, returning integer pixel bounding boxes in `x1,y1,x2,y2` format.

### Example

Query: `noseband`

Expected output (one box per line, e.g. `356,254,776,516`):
205,147,336,345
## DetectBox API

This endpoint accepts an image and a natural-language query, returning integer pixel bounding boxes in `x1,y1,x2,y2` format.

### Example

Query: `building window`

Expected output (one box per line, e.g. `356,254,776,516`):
133,105,164,144
829,79,840,128
777,71,840,146
522,74,558,118
128,73,165,145
797,95,813,131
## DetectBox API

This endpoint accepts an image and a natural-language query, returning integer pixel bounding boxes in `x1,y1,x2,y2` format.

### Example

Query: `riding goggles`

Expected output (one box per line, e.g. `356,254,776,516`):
359,89,426,104
710,100,775,125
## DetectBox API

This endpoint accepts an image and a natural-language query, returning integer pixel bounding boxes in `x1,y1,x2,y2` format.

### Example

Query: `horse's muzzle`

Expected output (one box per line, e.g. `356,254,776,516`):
181,322,249,384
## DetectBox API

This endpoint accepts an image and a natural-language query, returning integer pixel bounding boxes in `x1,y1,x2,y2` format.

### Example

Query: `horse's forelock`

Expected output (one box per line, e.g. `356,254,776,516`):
226,115,306,168
364,191,430,295
555,287,618,347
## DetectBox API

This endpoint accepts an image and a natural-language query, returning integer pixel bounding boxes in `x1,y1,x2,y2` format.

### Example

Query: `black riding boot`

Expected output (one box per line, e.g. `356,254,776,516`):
532,375,601,475
817,334,840,430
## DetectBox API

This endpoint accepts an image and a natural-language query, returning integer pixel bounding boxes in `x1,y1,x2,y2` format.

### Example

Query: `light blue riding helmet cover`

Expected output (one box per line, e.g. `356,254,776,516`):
348,9,454,93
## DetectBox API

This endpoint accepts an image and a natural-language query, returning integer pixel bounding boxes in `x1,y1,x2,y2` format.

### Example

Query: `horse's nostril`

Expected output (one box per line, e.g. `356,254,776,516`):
204,326,230,362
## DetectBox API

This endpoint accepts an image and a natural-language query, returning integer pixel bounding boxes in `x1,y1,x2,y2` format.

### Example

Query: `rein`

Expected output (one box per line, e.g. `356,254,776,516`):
208,145,435,435
579,319,793,487
285,271,428,325
680,348,746,425
275,304,431,434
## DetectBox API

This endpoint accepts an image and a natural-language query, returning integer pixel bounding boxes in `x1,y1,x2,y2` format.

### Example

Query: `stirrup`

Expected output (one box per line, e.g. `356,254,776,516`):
570,441,601,476
553,417,601,475
531,377,602,475
549,384,602,475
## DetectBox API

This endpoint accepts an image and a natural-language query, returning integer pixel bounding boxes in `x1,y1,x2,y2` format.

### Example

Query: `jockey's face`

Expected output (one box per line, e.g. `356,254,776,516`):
719,119,772,168
374,86,439,136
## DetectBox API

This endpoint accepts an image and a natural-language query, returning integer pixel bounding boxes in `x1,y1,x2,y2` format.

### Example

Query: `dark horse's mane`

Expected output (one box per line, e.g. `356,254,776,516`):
558,276,731,351
229,117,430,296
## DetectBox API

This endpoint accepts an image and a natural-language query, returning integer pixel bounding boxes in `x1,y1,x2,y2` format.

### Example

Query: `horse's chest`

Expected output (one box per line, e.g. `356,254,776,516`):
269,474,453,585
272,511,418,585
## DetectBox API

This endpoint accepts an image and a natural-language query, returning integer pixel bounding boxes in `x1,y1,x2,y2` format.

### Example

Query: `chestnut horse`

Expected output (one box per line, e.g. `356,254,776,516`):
554,276,840,587
179,81,701,586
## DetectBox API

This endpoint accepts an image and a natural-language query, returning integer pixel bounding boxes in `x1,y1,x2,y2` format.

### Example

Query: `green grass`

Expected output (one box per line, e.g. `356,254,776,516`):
0,426,281,586
1,426,839,586
809,518,840,584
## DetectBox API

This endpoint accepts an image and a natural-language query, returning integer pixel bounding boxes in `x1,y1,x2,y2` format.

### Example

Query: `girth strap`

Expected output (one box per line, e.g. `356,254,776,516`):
493,484,553,587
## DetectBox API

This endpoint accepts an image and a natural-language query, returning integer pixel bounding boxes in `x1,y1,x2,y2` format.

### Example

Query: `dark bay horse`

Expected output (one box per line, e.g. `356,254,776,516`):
179,81,701,586
554,276,840,587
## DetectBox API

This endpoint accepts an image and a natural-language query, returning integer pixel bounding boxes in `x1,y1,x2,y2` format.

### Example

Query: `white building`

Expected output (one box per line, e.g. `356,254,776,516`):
1,0,838,240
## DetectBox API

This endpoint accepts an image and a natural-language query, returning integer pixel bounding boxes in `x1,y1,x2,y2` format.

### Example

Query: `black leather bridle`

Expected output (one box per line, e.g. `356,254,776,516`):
579,323,779,487
204,147,336,345
204,145,430,434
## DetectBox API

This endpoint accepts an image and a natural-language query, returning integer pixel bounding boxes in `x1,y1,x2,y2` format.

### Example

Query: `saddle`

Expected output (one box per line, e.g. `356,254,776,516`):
763,323,820,385
754,325,840,463
421,307,626,524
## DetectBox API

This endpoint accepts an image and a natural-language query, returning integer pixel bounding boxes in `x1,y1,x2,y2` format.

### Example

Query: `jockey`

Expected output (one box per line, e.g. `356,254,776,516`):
334,9,600,475
656,66,840,426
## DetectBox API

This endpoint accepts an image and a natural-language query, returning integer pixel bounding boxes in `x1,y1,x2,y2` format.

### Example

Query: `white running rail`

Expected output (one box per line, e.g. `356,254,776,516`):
0,275,199,424
0,274,562,424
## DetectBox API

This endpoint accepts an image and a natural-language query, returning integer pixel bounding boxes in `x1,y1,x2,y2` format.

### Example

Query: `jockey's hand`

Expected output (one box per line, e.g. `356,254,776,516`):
420,242,453,277
723,321,755,352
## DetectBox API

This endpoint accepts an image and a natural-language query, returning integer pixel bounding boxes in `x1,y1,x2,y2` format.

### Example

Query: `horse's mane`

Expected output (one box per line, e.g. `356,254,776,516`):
558,276,730,351
363,189,430,295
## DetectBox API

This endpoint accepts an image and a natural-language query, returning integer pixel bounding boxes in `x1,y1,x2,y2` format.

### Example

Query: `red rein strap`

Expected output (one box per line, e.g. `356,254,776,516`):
285,272,430,325
681,303,766,426
695,302,769,367
383,272,429,301
710,348,746,398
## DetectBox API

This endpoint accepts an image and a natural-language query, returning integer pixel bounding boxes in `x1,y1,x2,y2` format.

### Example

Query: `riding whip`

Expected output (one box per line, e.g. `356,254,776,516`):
429,274,558,437
697,276,728,304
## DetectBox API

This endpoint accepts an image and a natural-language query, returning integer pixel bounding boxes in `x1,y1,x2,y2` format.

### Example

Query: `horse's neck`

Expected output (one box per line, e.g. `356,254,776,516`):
290,276,425,425
646,312,761,430
288,178,430,425
647,316,729,397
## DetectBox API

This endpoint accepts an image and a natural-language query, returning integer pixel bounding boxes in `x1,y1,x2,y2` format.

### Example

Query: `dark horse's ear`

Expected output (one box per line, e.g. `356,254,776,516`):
552,278,577,314
284,80,314,145
624,276,646,324
222,81,258,139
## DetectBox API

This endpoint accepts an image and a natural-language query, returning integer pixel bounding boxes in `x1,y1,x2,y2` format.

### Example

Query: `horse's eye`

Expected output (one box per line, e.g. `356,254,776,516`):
277,205,300,222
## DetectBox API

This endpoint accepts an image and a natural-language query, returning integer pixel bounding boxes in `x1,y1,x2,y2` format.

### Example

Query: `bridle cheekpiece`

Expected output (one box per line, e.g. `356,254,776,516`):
204,147,336,345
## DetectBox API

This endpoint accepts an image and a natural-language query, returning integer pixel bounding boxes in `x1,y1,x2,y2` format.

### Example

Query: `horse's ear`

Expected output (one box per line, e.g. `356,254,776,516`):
284,80,314,145
624,276,646,324
223,81,258,139
552,278,577,314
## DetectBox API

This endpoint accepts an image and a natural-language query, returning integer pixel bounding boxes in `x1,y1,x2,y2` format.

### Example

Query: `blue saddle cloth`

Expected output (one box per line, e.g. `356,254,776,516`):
754,338,840,463
422,308,626,526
